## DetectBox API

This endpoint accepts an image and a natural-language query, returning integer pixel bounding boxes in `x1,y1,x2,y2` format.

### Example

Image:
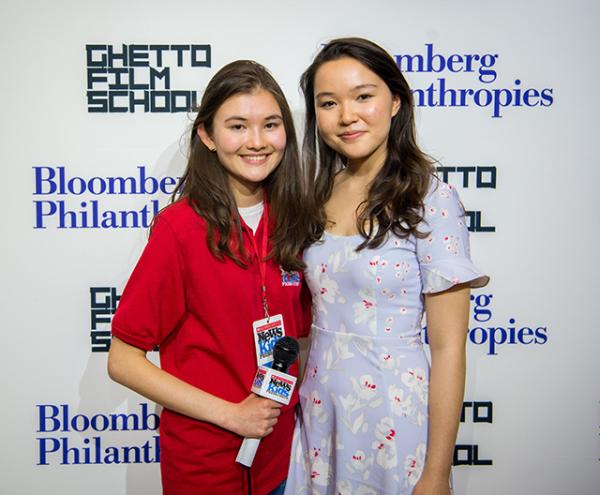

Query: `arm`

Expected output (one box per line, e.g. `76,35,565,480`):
413,283,470,495
107,337,282,439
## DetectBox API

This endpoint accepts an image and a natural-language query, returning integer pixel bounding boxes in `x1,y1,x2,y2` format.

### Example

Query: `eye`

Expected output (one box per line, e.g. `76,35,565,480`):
318,100,336,109
357,93,373,101
229,124,245,131
265,121,281,130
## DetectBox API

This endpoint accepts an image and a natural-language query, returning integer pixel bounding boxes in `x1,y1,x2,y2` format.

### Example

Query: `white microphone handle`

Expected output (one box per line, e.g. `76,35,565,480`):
236,437,261,467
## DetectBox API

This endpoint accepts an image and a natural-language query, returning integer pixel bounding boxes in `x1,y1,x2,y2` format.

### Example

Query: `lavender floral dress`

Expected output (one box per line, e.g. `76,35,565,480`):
284,180,488,495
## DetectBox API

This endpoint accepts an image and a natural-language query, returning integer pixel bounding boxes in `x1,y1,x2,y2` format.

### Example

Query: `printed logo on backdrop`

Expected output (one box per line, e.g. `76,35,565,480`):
36,403,159,465
394,44,554,117
454,400,493,466
436,164,496,233
32,166,178,229
90,287,120,352
86,44,211,113
422,293,548,356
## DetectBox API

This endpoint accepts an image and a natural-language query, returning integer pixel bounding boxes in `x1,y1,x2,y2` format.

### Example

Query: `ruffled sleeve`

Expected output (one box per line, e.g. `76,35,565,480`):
416,180,489,294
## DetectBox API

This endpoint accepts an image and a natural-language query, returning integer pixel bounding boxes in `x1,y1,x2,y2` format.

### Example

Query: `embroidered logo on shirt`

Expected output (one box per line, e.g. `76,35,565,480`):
280,267,301,287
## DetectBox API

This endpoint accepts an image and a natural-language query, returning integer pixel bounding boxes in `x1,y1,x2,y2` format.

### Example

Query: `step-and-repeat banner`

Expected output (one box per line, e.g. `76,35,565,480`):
2,1,598,494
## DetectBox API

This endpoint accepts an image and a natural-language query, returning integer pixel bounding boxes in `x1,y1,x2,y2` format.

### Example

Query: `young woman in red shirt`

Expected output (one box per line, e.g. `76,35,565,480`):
108,60,311,495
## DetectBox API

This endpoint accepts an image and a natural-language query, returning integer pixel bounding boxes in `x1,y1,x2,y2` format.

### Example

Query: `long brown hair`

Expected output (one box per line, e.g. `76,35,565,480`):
174,60,307,270
301,38,434,249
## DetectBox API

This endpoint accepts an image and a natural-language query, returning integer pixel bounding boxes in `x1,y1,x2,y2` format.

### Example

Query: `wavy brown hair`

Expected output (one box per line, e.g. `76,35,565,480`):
301,38,434,249
173,60,307,271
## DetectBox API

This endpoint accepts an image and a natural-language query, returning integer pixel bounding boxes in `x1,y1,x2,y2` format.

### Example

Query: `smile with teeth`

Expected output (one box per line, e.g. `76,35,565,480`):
241,153,270,163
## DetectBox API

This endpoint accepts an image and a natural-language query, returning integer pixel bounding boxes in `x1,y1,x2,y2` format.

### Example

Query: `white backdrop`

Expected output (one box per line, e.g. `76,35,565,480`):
2,1,599,493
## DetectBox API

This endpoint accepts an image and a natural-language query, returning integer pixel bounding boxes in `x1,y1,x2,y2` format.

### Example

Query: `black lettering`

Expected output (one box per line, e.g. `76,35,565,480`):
150,67,170,90
87,92,108,113
456,166,476,187
191,45,211,67
86,45,107,67
129,44,149,67
87,68,107,90
476,166,496,188
436,166,454,183
465,210,495,233
473,401,493,423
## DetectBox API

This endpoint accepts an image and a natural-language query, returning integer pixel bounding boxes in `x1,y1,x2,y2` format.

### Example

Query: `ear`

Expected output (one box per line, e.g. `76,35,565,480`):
391,94,401,118
197,125,216,152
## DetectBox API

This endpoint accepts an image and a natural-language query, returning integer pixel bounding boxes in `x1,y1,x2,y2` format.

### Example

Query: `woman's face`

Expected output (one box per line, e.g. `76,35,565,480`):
198,88,287,203
313,57,400,168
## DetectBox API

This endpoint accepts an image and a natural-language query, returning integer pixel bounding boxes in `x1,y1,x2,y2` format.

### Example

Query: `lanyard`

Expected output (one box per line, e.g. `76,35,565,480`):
246,200,270,319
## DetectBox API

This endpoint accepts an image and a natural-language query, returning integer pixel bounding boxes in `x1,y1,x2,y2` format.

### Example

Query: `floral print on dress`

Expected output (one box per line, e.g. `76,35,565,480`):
285,179,488,495
372,417,398,469
401,367,429,405
404,443,427,487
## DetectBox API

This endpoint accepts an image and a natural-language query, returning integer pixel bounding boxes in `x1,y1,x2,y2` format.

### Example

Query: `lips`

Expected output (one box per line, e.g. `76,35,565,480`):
338,130,365,141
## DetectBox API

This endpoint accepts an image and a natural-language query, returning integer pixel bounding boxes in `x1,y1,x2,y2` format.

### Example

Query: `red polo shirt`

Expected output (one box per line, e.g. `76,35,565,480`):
112,199,310,495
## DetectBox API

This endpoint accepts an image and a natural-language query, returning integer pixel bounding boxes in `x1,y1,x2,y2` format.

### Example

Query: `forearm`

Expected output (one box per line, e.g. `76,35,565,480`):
107,337,237,431
421,284,470,483
422,346,466,479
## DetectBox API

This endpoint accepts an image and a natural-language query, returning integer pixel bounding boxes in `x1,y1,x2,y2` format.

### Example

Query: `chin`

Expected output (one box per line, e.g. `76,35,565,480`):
342,150,373,162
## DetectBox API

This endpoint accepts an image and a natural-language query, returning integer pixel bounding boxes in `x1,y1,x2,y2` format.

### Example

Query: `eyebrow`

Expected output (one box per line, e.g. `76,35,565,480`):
315,83,378,99
224,114,283,123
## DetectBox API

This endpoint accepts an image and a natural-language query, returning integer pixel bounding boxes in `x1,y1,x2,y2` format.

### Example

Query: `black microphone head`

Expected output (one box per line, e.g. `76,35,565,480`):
272,336,300,373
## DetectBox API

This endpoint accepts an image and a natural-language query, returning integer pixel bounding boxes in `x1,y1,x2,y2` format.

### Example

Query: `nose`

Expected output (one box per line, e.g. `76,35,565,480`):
339,102,357,125
246,128,266,150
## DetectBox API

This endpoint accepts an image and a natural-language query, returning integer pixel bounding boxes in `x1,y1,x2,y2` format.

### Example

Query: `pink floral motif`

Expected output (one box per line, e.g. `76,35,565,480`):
404,443,426,486
401,368,428,404
388,385,416,418
371,417,398,469
443,234,459,255
353,289,377,333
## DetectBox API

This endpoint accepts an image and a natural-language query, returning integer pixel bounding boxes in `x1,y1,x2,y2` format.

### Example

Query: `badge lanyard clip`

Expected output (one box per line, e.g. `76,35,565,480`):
261,284,270,321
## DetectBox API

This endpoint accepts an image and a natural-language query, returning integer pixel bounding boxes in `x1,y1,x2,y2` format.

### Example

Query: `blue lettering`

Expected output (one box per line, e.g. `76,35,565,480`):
141,402,160,430
488,327,507,355
261,337,278,357
34,201,57,229
535,327,548,344
518,326,535,344
33,167,57,195
478,54,498,83
540,89,554,107
37,404,61,432
267,382,290,398
471,294,493,322
469,327,487,345
37,438,60,465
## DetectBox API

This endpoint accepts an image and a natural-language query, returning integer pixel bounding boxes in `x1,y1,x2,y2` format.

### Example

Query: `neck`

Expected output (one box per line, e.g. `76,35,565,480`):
231,182,264,208
346,147,387,184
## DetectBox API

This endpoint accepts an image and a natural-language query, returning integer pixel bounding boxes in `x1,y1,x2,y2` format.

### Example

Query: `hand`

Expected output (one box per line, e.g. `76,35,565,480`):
412,473,451,495
226,394,283,438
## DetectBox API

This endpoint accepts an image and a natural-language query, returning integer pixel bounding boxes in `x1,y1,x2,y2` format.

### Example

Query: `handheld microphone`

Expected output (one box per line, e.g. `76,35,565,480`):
236,337,299,467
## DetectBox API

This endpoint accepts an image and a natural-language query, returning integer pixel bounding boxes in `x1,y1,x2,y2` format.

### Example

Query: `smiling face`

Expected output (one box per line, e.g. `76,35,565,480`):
313,57,400,170
198,88,287,206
